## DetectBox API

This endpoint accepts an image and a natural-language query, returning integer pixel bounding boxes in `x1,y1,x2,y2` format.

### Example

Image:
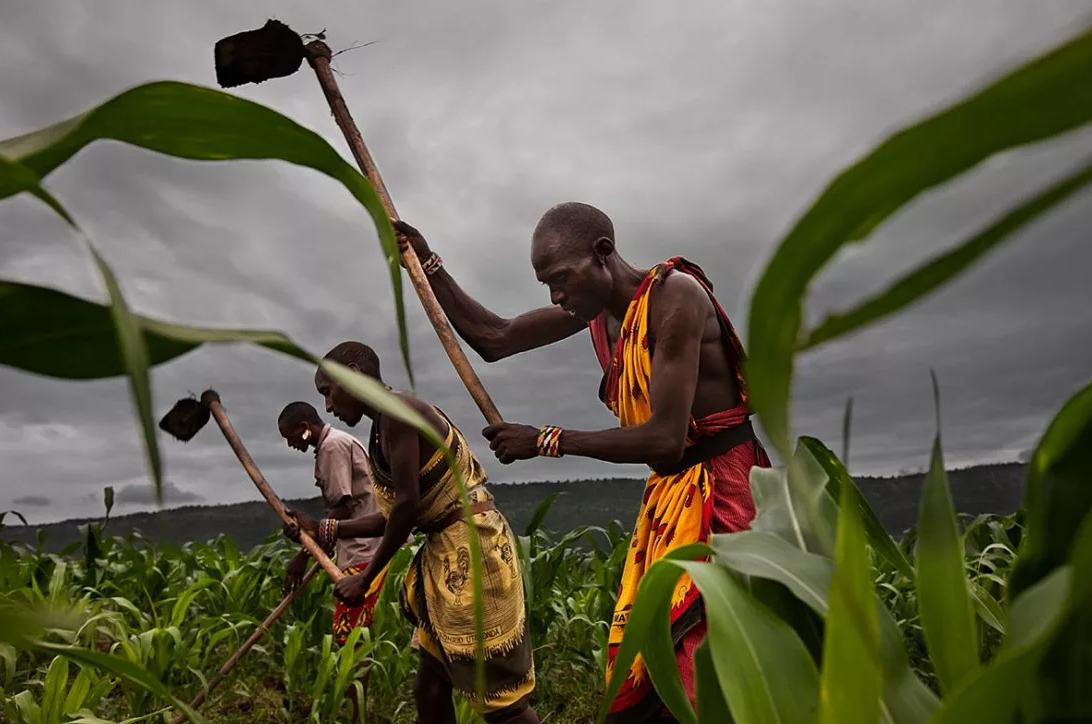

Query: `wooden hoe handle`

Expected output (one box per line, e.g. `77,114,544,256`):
169,562,321,724
304,41,504,427
201,391,344,581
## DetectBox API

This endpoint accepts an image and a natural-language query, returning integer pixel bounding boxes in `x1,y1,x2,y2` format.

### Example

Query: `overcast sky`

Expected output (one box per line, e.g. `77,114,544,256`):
2,1,1090,525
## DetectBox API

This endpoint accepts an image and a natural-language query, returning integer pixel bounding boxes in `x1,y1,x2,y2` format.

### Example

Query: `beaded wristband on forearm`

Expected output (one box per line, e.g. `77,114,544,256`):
421,252,443,276
536,425,563,458
317,517,339,554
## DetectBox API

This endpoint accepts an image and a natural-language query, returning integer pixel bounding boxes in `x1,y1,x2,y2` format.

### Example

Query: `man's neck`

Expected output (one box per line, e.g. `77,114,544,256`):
310,423,330,451
606,257,648,319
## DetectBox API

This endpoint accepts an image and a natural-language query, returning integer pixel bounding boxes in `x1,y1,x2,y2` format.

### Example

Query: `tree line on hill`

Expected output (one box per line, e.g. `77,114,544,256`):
1,463,1027,553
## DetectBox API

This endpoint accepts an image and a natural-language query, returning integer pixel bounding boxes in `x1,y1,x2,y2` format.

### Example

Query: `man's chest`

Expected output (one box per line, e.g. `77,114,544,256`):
601,315,631,360
600,303,723,374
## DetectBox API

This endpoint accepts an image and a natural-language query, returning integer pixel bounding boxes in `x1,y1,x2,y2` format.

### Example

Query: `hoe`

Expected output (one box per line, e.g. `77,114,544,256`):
161,18,505,720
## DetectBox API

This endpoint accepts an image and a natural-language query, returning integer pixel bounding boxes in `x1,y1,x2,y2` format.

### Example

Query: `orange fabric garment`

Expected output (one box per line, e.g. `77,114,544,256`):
589,258,765,722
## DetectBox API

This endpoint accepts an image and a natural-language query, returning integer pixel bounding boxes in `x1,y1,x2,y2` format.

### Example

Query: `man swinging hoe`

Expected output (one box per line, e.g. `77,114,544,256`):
393,202,770,722
276,401,388,724
285,342,540,724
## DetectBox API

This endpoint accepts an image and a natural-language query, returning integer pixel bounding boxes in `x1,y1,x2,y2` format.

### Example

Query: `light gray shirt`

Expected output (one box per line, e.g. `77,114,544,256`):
314,424,381,570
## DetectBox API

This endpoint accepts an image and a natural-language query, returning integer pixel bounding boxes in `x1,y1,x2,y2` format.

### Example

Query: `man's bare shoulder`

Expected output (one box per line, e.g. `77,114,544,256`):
662,269,712,301
383,392,448,439
651,270,714,323
390,391,436,419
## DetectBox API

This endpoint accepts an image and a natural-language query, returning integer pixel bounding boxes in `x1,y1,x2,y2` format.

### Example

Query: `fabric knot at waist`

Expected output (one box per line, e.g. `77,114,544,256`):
649,405,757,478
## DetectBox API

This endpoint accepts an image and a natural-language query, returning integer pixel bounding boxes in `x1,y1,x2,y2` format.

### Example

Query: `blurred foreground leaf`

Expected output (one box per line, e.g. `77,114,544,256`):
745,23,1092,453
818,478,882,724
915,374,980,694
0,80,410,383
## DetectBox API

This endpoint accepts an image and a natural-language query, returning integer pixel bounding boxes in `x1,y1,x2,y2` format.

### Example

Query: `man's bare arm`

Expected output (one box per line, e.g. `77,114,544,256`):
395,221,586,361
334,511,387,539
349,417,420,584
283,506,384,544
282,548,310,594
485,277,704,465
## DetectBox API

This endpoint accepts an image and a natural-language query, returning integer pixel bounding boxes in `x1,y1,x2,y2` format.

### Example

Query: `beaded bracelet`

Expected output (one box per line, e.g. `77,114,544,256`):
317,518,339,553
421,252,444,276
536,425,563,458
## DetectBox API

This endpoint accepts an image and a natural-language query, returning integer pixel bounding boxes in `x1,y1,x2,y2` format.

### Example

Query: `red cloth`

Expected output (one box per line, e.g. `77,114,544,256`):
331,563,387,647
699,406,766,536
588,257,770,721
671,407,769,713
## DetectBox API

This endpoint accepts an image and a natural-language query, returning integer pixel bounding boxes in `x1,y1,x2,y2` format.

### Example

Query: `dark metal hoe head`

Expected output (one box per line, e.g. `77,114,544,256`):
159,393,213,442
213,19,306,88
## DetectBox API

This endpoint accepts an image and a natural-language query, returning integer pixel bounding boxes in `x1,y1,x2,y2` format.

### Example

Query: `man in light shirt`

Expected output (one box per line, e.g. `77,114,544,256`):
278,400,387,724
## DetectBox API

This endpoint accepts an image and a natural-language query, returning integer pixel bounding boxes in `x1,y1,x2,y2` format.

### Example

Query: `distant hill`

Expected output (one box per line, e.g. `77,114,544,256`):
1,463,1027,552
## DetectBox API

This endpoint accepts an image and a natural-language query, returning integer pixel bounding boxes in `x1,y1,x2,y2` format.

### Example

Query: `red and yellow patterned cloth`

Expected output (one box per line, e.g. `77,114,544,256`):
589,257,770,721
331,561,392,647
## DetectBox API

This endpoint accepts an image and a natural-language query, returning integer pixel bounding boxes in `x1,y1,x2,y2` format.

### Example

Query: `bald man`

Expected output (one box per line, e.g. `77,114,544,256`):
394,203,770,723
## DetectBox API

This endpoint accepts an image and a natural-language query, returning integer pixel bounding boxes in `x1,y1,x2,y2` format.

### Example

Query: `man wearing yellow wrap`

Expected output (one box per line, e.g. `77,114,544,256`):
393,203,771,723
287,341,541,724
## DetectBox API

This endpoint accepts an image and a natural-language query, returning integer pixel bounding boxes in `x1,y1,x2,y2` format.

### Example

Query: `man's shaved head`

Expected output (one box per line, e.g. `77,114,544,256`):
532,201,615,254
314,341,383,427
323,341,381,379
278,401,323,428
530,202,619,323
277,401,323,451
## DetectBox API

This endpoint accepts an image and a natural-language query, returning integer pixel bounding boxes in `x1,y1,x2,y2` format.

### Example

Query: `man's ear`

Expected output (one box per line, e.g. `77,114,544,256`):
593,236,615,264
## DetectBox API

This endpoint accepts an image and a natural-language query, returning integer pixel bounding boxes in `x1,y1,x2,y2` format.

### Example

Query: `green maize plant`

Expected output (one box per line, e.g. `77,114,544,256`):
0,492,629,722
597,19,1092,724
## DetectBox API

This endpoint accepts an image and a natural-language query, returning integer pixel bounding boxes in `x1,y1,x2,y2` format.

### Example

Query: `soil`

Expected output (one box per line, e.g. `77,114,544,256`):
214,19,305,88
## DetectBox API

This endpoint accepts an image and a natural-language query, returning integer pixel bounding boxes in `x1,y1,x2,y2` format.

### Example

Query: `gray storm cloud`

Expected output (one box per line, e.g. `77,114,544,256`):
1,1,1090,523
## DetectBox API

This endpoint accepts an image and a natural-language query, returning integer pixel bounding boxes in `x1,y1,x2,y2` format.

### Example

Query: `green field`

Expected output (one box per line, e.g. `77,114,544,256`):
0,494,1022,724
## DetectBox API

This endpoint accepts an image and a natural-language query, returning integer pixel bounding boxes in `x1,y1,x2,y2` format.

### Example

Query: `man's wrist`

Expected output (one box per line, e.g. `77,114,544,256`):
356,562,377,586
557,428,581,457
421,251,443,276
318,518,340,553
536,425,565,457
